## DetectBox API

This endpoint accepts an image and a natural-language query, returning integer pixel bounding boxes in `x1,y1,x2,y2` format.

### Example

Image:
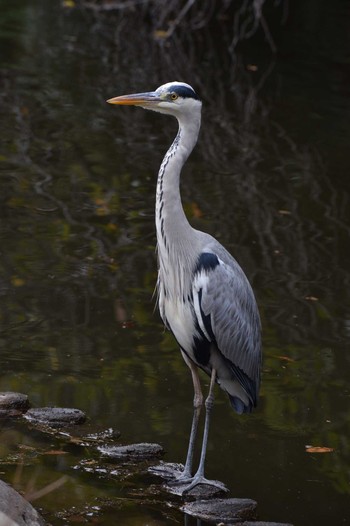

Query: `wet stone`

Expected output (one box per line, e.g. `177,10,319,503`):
83,427,121,443
0,409,23,419
148,460,184,481
24,407,86,428
148,461,184,480
61,426,121,447
74,459,132,481
99,443,164,461
0,392,30,412
0,479,46,525
182,498,257,523
234,523,294,526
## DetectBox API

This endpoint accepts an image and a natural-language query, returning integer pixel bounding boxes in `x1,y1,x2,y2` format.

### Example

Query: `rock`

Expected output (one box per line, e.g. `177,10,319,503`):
182,498,257,522
0,479,46,525
148,461,184,479
24,407,86,428
63,426,121,447
99,443,164,461
237,521,293,526
0,392,30,413
74,459,131,480
82,427,121,443
0,409,23,419
234,523,294,526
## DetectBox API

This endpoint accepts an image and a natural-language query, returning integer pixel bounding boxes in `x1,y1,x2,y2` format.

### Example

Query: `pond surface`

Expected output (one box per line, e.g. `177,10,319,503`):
0,1,350,524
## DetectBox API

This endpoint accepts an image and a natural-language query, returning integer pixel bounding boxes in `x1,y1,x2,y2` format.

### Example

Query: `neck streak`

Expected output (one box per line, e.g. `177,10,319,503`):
155,111,201,300
155,113,201,255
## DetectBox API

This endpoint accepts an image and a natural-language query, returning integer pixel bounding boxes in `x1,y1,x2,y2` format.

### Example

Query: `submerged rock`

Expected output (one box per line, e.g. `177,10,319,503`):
0,409,23,419
74,458,132,481
0,392,30,413
62,426,121,447
99,443,164,461
182,498,257,522
82,427,121,443
0,479,46,525
24,407,86,428
234,522,294,526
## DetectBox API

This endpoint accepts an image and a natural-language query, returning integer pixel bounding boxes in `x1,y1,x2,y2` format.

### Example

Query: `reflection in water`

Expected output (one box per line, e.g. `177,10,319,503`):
0,1,350,525
184,516,202,526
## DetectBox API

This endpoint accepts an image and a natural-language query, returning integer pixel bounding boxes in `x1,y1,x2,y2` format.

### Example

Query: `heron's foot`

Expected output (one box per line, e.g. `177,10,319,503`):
182,474,229,495
167,469,193,486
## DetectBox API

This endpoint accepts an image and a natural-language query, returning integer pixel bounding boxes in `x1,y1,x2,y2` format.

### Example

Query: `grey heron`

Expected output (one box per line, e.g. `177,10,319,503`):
107,82,262,494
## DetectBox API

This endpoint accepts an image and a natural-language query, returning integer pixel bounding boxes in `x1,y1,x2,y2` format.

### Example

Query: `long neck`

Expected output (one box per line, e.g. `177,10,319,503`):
155,113,201,252
155,112,201,298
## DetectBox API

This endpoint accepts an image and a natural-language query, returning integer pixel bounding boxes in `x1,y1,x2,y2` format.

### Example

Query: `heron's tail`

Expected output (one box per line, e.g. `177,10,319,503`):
228,394,254,414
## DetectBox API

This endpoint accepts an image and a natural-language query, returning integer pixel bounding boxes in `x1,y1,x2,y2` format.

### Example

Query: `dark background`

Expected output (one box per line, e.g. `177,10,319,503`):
0,1,349,524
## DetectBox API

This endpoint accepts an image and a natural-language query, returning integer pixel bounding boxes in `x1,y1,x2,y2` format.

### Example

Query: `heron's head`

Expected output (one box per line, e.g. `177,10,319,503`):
107,81,202,118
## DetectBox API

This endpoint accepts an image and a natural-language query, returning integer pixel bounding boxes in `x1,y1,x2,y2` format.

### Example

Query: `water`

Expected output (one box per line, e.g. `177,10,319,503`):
0,1,350,524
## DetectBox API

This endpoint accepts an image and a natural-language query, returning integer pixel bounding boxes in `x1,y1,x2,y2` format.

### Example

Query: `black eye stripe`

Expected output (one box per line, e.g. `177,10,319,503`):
171,85,200,100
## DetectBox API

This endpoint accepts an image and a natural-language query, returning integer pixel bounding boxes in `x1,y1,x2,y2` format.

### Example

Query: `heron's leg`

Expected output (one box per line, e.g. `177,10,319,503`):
180,351,203,479
191,367,216,478
167,350,203,485
182,368,228,494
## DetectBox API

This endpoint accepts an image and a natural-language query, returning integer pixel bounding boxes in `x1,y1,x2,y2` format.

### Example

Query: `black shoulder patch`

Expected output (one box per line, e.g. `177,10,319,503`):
195,252,220,274
197,289,215,341
173,85,200,101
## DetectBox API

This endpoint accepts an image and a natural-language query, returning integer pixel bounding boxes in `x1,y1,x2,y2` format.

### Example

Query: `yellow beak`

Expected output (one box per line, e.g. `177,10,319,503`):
106,91,162,107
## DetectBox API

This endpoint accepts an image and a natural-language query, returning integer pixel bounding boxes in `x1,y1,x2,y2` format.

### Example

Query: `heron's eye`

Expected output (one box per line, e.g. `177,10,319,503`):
170,92,178,101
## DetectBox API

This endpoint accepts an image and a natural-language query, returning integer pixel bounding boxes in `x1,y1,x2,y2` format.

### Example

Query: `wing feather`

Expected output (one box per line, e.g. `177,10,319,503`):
192,249,261,404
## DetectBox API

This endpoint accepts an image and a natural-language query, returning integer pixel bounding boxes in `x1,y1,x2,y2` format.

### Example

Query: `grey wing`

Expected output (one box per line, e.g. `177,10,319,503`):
192,250,262,405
